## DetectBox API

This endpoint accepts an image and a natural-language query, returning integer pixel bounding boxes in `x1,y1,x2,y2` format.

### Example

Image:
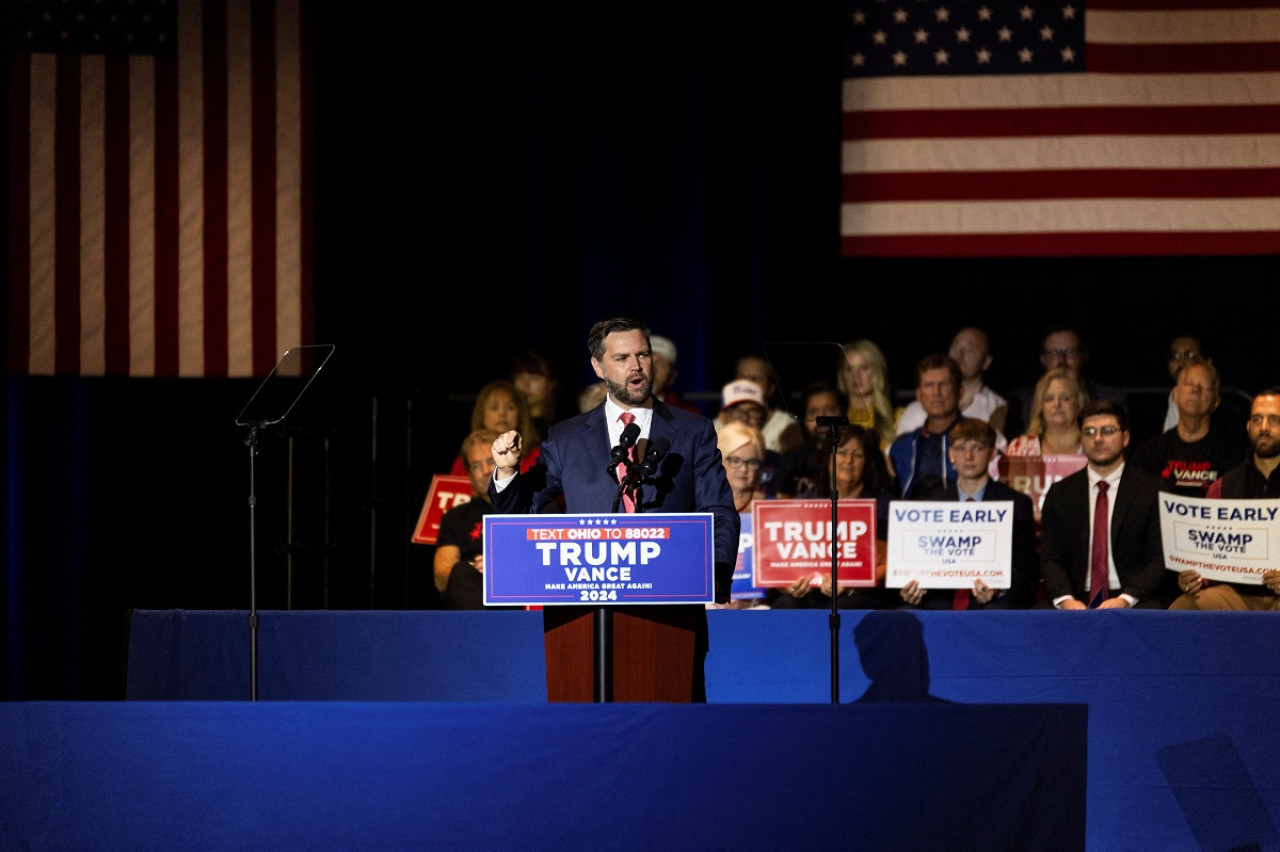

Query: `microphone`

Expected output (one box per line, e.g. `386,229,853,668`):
627,436,670,485
608,420,641,476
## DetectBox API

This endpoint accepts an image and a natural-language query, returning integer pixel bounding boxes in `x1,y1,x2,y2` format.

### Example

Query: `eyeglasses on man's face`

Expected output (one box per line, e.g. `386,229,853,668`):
1082,425,1121,438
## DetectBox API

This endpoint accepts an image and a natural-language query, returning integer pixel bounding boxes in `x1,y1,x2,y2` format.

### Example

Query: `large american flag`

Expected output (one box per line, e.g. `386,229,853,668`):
841,1,1280,256
7,0,314,377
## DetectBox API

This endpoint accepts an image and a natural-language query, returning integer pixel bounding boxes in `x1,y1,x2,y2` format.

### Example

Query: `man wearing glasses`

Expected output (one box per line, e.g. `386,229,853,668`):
1170,389,1280,610
1039,400,1173,609
1161,336,1208,431
1008,327,1127,436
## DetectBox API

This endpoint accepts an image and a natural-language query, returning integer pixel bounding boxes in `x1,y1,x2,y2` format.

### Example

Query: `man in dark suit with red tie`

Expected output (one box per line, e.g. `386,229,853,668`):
488,316,739,700
1039,400,1173,609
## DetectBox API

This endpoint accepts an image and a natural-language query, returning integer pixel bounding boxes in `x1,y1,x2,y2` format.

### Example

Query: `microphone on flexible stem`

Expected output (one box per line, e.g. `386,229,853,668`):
607,421,641,477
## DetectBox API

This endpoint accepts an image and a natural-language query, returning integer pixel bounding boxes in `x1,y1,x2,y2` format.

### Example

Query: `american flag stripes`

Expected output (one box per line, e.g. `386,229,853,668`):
7,0,313,377
841,1,1280,257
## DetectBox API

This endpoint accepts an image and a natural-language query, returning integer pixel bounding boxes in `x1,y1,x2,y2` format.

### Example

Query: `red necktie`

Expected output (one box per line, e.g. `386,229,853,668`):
1089,480,1110,608
954,497,972,610
617,412,637,512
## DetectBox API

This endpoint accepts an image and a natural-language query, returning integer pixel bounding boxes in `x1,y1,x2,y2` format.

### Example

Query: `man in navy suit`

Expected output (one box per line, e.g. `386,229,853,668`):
1039,399,1173,609
489,317,739,700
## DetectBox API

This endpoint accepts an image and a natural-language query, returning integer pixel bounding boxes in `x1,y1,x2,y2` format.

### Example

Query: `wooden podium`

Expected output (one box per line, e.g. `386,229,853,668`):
542,604,704,703
483,512,716,704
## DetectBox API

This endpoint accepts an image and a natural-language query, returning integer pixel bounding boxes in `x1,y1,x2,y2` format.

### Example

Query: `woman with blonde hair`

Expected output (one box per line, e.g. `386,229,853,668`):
451,379,542,474
717,422,768,513
1005,368,1089,457
715,422,769,608
838,339,899,450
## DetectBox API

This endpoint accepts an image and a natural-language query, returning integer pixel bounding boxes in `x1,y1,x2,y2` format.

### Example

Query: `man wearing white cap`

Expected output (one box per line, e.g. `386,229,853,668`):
716,378,783,495
716,379,768,432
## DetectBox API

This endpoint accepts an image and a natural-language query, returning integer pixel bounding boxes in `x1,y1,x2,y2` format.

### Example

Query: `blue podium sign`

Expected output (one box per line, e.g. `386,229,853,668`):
483,514,715,606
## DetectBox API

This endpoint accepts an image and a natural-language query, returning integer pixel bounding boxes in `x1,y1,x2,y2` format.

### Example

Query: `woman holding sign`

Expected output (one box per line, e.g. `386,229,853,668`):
772,424,895,610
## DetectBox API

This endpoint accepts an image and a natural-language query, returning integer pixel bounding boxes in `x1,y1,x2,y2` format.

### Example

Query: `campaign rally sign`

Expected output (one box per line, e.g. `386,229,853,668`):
751,499,878,589
1159,493,1280,584
992,454,1088,515
886,501,1014,589
730,512,766,601
410,475,473,545
482,513,714,606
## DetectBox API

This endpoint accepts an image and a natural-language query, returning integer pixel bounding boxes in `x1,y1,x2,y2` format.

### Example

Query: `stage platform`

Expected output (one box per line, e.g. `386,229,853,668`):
1,700,1084,850
3,609,1278,850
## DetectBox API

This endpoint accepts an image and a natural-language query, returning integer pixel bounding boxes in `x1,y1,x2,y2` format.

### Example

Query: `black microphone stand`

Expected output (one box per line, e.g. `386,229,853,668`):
597,439,662,702
233,344,335,702
600,442,635,702
609,471,630,515
761,340,854,706
244,422,263,701
597,467,635,703
815,415,849,704
593,602,614,703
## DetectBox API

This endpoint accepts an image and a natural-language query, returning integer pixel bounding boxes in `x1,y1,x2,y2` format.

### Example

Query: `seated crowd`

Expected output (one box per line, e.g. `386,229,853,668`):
429,326,1278,612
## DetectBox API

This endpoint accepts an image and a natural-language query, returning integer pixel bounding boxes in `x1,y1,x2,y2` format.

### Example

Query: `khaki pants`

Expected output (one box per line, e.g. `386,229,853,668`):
1169,584,1280,611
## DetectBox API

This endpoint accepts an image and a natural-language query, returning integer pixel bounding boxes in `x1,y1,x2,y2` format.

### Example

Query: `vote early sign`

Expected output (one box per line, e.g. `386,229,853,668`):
1159,493,1280,584
886,501,1014,589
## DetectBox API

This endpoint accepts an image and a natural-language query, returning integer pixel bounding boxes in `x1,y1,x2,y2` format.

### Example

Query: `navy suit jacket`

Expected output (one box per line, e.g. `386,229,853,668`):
489,400,741,596
1039,463,1171,605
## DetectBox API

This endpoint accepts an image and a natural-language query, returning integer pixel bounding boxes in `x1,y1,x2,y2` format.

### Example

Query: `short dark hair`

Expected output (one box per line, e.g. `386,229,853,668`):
511,349,555,380
915,353,961,387
587,316,650,361
802,379,848,413
1080,398,1129,432
1041,325,1088,354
